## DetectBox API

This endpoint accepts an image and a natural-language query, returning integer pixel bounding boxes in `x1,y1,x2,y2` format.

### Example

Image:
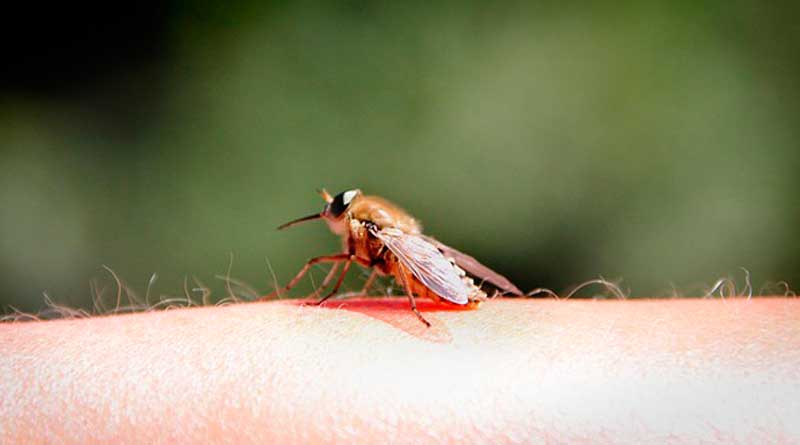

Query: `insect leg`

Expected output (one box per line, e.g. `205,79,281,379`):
359,270,378,296
398,265,431,327
314,256,354,305
263,253,350,300
306,262,341,300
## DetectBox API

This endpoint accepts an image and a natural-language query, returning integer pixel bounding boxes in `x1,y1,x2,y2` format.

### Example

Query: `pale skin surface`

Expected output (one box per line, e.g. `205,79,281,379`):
1,297,799,444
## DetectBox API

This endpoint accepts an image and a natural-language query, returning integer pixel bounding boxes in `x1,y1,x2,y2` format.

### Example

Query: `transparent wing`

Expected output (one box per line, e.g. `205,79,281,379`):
372,228,471,305
422,235,522,295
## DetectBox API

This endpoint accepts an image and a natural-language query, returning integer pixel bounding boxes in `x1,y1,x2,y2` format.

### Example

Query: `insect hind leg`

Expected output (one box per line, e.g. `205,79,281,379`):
407,293,431,327
397,265,431,327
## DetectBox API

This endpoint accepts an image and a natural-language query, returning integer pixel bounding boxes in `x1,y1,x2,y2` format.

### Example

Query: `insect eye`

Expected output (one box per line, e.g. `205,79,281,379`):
328,189,359,217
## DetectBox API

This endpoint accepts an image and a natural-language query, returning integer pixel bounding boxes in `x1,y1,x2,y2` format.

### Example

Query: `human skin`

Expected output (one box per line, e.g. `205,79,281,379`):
1,297,798,444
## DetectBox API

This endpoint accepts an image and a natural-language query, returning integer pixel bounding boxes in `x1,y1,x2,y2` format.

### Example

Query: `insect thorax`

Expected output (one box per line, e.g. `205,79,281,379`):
347,219,390,273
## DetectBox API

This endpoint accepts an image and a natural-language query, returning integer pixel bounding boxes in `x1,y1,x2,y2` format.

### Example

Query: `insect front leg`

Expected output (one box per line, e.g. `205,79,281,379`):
314,255,373,305
314,257,354,305
305,262,341,300
263,253,351,300
321,269,380,300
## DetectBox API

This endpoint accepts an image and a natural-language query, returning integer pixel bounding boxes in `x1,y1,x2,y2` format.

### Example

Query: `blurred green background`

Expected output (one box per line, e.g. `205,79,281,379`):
2,1,798,312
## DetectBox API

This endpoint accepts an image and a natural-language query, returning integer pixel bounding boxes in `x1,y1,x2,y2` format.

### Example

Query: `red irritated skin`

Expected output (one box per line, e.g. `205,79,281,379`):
1,297,799,444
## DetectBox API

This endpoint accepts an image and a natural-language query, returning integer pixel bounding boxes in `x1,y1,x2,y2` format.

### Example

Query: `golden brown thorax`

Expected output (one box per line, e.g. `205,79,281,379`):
346,194,421,235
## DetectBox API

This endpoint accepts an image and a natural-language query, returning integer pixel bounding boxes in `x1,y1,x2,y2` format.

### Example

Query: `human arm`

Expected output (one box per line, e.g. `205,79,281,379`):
1,297,798,443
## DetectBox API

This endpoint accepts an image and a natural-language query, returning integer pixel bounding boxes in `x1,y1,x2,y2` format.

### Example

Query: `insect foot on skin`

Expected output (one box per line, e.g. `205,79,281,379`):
264,188,522,327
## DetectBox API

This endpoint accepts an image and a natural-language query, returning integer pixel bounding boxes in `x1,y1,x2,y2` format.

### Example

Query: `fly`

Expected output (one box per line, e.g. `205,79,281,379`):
266,189,522,326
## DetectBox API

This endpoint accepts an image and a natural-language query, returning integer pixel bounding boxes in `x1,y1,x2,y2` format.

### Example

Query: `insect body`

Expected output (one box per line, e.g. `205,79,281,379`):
268,189,521,326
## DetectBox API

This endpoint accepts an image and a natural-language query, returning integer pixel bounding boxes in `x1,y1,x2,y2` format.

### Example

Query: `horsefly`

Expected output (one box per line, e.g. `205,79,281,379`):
265,189,522,326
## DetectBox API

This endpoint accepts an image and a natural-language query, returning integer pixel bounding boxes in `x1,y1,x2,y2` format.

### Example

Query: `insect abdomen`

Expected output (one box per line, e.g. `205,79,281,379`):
387,254,486,305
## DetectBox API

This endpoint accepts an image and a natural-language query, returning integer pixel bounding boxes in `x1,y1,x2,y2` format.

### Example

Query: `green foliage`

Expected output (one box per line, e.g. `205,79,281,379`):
1,2,798,310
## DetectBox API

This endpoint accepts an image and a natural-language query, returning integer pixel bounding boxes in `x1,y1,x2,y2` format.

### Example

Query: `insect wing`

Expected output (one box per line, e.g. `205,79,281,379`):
372,228,471,304
422,235,522,295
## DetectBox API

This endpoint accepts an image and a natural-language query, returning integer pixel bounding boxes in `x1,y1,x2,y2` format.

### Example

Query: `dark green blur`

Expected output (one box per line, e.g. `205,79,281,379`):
2,2,798,311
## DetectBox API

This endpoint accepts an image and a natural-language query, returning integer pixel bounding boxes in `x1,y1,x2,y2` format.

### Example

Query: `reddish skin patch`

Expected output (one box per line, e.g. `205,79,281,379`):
283,298,478,343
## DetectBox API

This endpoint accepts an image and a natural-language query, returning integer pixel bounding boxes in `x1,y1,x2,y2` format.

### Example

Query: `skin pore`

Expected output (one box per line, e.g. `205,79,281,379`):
1,297,798,444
